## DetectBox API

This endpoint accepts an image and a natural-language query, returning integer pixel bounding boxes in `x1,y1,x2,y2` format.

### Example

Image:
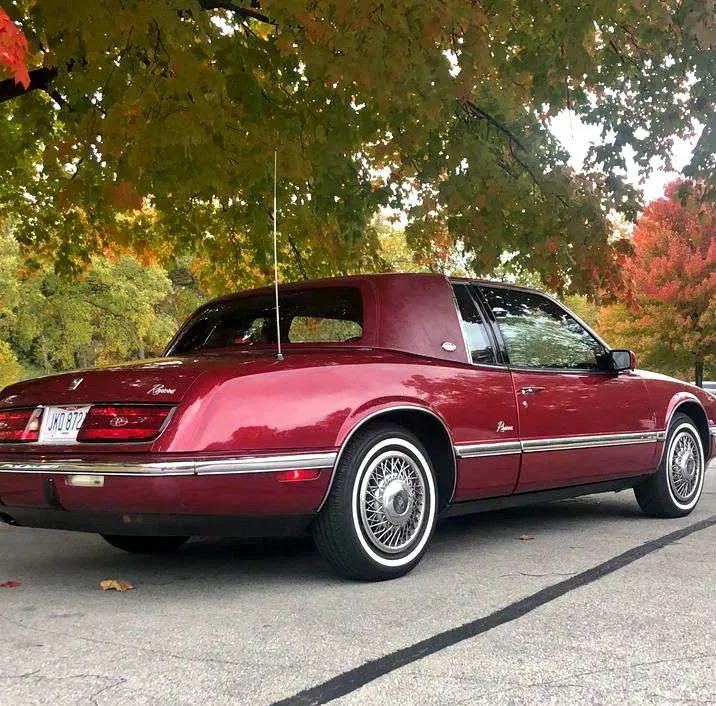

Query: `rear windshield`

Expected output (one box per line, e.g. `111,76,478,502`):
170,287,363,354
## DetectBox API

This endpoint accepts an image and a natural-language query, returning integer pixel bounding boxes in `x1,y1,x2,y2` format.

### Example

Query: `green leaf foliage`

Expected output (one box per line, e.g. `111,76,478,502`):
0,228,206,379
0,0,713,293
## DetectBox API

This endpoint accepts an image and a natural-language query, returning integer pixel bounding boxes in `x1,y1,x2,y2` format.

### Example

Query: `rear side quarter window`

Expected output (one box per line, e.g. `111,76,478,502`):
451,284,496,365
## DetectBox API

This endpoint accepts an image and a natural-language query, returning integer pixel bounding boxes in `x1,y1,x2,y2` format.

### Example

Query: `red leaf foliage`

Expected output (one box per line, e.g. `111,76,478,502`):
0,6,30,89
619,180,715,366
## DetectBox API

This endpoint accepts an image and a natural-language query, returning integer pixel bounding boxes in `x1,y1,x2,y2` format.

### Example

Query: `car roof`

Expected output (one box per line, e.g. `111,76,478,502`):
206,272,547,306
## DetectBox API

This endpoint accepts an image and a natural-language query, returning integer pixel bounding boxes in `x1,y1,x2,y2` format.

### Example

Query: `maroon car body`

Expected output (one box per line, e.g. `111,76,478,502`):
1,273,714,579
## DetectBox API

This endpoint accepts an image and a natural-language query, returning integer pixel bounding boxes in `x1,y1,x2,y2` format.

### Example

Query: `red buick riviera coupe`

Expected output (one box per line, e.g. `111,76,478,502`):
1,274,714,580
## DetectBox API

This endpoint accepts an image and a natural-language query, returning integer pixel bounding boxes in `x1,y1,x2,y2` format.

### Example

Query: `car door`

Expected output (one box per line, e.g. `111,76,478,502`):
449,283,521,501
477,285,658,492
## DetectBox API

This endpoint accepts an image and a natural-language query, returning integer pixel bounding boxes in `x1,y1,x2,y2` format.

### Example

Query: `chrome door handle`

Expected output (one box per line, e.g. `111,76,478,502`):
519,386,546,395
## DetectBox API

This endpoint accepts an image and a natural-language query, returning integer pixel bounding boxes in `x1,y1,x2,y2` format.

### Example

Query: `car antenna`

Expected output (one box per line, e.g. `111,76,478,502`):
272,149,284,361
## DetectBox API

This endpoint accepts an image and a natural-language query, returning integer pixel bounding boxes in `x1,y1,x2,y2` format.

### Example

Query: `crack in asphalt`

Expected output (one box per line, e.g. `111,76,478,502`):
272,514,716,706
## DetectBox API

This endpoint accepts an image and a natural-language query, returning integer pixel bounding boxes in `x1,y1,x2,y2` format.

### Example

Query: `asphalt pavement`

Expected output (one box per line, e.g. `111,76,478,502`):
1,462,715,705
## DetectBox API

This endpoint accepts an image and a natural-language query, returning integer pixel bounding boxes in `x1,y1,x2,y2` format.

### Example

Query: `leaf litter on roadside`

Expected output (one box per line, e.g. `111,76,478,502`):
99,579,135,592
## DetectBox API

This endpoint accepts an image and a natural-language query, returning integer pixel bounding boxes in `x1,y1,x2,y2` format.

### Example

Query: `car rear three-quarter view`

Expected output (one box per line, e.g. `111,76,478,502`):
0,273,714,580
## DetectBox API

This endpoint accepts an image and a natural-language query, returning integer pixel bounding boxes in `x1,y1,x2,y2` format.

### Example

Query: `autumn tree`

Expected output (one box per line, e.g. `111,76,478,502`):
0,228,202,377
0,1,713,292
607,182,715,385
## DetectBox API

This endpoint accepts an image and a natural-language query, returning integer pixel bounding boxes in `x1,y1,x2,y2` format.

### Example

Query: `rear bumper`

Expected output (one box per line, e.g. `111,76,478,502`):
0,507,313,537
0,452,335,523
0,452,337,476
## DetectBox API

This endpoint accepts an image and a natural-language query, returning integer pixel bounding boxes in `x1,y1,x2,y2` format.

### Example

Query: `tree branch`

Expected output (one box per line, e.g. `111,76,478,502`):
197,0,275,25
461,100,569,209
0,2,275,106
287,235,309,279
0,67,57,104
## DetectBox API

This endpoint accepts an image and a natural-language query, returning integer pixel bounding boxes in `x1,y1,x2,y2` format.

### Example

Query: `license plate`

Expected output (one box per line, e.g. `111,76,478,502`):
39,405,91,444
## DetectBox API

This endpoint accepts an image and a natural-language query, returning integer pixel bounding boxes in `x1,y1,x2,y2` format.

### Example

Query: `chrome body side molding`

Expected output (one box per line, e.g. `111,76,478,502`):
521,431,658,453
0,451,337,477
455,431,660,458
455,441,521,458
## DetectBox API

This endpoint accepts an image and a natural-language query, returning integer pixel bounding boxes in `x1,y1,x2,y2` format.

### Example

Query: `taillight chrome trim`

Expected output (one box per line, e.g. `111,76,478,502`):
76,404,176,443
0,451,337,476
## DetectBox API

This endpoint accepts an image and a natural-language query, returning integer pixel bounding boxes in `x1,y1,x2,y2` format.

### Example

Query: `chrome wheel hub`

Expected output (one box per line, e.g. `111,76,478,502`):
359,451,426,554
382,478,414,526
669,431,701,502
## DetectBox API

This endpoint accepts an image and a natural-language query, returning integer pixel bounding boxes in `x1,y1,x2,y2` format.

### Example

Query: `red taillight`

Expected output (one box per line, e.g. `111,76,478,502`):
0,408,43,442
77,405,173,442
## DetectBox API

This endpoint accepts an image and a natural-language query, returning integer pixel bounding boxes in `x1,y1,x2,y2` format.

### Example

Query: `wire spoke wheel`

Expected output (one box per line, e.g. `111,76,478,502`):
635,414,706,519
314,425,438,580
668,430,702,503
358,450,427,554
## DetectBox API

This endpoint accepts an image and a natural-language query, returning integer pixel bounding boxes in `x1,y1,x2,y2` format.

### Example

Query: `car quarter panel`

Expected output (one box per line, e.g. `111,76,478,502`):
0,352,519,512
163,353,521,503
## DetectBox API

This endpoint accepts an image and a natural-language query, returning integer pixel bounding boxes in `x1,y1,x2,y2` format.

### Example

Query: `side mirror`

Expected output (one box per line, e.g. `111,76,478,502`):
609,349,636,372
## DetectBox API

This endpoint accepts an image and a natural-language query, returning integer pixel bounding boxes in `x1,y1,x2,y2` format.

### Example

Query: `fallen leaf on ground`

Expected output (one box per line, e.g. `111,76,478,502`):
99,579,135,592
518,534,535,541
0,581,21,588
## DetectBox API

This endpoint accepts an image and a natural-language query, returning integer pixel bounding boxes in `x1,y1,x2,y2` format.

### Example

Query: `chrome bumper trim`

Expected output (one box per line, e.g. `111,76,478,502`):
194,452,337,475
0,452,337,477
709,425,716,438
455,441,522,458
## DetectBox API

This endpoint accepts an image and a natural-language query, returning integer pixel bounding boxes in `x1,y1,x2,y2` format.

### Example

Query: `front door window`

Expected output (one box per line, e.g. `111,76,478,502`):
480,287,606,370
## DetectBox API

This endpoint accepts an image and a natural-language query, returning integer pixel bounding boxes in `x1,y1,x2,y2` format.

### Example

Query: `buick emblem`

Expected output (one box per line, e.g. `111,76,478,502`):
68,377,83,391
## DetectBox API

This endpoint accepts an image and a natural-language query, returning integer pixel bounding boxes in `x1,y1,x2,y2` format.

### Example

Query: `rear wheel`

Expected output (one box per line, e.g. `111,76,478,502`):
101,535,189,554
634,413,705,518
313,424,438,581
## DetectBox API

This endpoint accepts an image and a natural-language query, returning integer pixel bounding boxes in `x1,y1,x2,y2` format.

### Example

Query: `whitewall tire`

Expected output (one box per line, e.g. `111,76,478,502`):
635,413,706,518
314,424,438,580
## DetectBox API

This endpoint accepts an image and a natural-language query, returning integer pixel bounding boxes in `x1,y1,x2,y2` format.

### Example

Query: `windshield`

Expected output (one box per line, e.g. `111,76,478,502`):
169,287,363,354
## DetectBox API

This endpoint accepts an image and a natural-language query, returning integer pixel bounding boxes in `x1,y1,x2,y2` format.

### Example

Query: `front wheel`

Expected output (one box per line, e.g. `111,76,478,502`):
313,424,438,581
101,535,189,554
634,413,706,518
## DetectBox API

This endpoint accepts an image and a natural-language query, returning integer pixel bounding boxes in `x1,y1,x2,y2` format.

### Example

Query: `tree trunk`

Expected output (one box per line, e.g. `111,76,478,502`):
694,361,704,388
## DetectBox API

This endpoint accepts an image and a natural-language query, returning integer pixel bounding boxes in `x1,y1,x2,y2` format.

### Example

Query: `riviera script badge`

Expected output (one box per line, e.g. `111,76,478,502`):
148,384,176,396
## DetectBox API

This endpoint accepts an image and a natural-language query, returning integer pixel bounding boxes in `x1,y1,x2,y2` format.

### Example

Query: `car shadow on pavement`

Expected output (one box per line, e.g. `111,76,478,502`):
2,492,650,588
2,496,656,590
